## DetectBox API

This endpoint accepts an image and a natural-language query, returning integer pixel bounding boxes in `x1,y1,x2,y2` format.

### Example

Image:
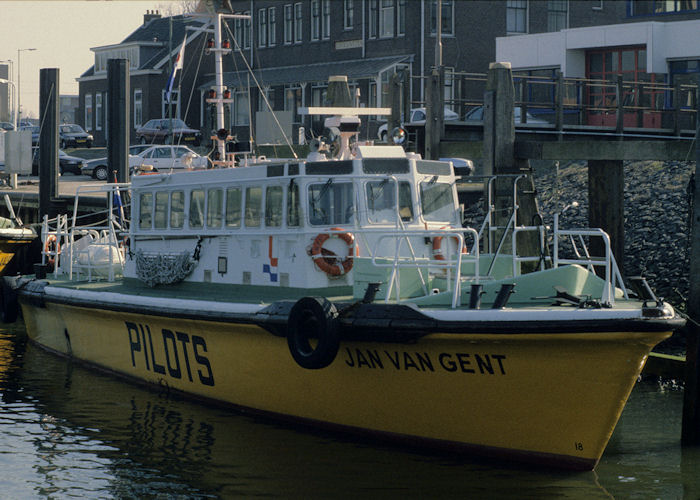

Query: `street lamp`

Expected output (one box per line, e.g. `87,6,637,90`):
17,48,36,128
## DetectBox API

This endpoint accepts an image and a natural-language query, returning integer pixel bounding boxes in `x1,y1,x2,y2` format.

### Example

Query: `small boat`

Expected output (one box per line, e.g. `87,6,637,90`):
0,195,36,278
6,12,684,470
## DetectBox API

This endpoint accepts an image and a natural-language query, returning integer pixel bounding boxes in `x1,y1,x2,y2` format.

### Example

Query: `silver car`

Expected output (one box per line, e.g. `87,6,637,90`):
129,145,209,175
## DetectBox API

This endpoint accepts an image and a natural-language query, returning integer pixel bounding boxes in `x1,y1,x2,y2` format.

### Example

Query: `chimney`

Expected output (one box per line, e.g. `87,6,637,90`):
143,10,161,25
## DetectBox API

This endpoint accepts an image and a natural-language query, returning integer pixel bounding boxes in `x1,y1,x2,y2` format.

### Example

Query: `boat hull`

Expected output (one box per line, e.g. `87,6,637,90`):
0,236,35,275
19,297,671,470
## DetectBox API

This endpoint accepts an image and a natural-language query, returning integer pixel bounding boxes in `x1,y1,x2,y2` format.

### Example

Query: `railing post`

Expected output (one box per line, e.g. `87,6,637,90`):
555,70,564,135
674,81,682,136
616,74,624,134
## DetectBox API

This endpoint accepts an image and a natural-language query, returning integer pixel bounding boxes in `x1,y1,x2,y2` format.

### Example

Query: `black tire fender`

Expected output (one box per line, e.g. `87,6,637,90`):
287,297,340,369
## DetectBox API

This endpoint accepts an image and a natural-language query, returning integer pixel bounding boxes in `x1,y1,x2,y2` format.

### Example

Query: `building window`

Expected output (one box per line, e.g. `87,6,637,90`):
322,0,330,39
294,3,303,43
507,0,528,34
162,90,179,120
284,4,293,44
547,0,568,31
95,93,103,131
379,0,395,38
630,0,700,16
258,8,268,47
258,87,275,112
369,0,378,38
268,7,277,46
234,91,250,126
284,85,303,122
398,0,406,36
236,11,251,49
134,89,143,127
430,1,454,36
344,0,354,29
85,94,92,132
311,0,321,40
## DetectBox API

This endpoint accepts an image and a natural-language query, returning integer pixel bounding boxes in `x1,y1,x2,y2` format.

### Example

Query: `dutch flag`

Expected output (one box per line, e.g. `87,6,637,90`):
166,36,186,103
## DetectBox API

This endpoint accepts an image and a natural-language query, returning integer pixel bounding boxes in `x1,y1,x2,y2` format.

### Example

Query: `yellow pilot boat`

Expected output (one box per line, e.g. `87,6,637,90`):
6,12,684,470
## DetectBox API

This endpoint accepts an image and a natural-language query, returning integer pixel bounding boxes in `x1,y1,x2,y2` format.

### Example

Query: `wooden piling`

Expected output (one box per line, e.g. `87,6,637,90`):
681,82,700,445
38,68,59,220
107,59,130,184
588,159,625,266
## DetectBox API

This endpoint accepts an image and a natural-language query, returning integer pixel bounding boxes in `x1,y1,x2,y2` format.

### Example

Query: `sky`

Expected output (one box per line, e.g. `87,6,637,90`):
0,1,183,120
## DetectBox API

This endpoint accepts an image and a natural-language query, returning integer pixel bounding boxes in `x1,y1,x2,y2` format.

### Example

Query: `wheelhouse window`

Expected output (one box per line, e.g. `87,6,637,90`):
287,180,301,227
170,191,185,228
308,181,354,226
207,189,223,228
154,192,168,229
365,180,413,224
226,187,242,228
245,186,262,227
139,192,153,229
189,189,205,228
506,0,528,34
420,181,456,222
265,186,283,227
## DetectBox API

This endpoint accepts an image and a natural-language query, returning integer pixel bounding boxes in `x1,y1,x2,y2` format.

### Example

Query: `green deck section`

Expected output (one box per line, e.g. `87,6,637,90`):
41,256,630,310
46,276,354,305
353,256,620,308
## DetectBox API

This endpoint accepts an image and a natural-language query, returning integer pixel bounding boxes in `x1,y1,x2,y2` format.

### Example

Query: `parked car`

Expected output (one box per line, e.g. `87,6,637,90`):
0,121,15,131
19,125,40,146
31,148,87,176
129,145,208,175
59,124,93,149
81,145,169,180
135,119,202,146
377,107,460,142
464,106,550,125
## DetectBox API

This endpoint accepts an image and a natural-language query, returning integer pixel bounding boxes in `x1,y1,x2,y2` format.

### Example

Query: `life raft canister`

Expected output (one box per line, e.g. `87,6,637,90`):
432,227,468,261
287,296,340,369
310,228,356,276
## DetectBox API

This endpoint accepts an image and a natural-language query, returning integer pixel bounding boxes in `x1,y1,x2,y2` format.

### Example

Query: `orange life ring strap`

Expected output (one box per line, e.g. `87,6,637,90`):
311,228,356,276
432,230,467,261
44,234,61,266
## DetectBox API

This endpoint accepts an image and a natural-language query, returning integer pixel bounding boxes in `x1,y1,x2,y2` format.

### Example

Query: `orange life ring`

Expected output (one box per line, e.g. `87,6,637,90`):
44,234,61,267
311,228,356,276
432,228,467,261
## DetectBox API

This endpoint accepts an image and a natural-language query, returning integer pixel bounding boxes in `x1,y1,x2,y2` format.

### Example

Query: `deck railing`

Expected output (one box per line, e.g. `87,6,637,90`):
411,70,698,135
